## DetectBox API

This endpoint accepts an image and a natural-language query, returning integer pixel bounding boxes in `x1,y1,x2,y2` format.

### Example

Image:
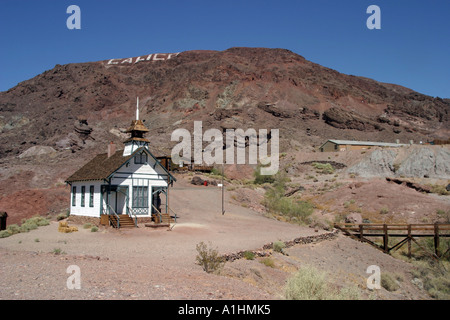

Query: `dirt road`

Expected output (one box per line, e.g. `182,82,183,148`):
0,181,431,300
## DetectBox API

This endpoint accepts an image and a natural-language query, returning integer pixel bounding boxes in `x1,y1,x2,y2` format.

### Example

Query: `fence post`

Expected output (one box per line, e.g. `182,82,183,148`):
434,223,440,257
383,224,388,253
407,224,411,258
359,224,364,241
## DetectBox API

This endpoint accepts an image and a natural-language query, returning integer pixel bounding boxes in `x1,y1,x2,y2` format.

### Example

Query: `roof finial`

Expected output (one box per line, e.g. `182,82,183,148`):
136,96,139,120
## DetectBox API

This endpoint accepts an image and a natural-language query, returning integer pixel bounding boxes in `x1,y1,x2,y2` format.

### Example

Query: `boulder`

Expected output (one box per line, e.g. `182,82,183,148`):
345,213,363,224
191,176,204,185
18,146,56,158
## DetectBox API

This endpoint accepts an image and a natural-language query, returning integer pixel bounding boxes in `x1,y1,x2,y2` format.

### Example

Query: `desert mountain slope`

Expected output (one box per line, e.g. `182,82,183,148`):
0,47,448,160
0,47,448,223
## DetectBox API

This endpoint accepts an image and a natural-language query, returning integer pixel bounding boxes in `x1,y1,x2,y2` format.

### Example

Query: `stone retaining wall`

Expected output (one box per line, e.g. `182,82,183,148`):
222,229,339,262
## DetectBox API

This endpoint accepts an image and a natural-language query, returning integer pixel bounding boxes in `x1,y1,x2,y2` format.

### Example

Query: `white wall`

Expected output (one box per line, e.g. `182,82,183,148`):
111,153,169,216
69,181,103,217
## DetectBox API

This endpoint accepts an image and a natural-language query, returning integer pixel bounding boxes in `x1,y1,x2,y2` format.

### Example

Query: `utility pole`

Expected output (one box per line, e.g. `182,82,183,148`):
222,162,225,215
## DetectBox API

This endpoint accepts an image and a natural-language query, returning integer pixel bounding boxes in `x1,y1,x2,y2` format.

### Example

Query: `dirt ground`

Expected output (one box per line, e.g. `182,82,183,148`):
0,175,435,300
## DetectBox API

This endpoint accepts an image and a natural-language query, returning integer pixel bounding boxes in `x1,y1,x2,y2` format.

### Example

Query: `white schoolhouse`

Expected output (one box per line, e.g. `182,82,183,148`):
65,101,176,228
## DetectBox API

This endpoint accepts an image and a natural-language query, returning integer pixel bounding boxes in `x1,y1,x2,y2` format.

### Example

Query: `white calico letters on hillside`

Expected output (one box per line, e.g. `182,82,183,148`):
107,53,180,65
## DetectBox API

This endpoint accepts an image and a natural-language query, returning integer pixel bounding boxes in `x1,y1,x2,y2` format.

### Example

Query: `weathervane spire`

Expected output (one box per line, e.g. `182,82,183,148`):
136,97,139,120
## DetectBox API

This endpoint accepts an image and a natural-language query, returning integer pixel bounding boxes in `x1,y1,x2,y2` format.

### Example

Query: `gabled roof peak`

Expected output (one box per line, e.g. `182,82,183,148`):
65,146,176,184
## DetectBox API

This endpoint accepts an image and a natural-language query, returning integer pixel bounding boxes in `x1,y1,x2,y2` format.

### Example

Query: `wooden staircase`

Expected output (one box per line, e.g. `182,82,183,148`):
145,213,174,228
109,214,136,228
160,213,173,224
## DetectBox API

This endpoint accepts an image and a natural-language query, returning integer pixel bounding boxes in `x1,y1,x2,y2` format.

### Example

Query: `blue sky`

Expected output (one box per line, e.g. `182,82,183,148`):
1,0,449,98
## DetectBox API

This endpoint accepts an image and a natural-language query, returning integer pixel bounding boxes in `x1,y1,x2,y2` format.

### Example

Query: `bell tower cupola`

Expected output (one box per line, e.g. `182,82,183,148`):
123,97,150,156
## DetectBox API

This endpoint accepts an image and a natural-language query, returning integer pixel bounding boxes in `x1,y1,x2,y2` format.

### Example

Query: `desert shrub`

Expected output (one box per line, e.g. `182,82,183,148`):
19,216,49,233
436,209,450,223
381,273,400,292
243,251,255,260
23,216,50,227
83,223,93,229
411,238,450,262
210,167,224,176
285,265,329,300
195,241,224,274
265,193,314,224
428,184,449,195
52,248,65,255
6,224,21,235
253,165,275,184
19,221,38,233
273,241,286,253
2,217,49,237
260,257,275,268
285,265,361,300
261,172,314,224
0,230,11,238
312,162,334,174
426,271,450,300
90,226,98,232
379,207,389,215
410,260,450,300
56,212,69,221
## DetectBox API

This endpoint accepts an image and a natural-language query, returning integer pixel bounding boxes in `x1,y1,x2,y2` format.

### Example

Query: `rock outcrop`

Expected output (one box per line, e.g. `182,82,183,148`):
396,147,450,178
348,149,397,177
348,146,450,179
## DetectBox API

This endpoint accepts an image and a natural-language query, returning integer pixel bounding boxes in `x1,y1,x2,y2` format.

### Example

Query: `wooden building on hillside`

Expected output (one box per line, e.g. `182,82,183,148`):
319,139,407,152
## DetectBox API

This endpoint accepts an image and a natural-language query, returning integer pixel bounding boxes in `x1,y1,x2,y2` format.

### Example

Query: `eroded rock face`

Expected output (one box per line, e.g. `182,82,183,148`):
396,147,450,178
348,146,450,179
322,107,383,132
348,149,397,177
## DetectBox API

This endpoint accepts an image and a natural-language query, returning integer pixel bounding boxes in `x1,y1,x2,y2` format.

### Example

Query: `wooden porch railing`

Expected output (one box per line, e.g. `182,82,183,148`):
107,204,120,229
151,204,178,230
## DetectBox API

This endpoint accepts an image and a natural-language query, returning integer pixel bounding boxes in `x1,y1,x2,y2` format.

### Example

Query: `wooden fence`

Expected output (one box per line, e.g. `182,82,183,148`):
334,223,450,260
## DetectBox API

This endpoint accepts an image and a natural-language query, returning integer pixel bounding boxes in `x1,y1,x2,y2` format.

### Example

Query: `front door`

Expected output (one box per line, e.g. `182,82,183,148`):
101,185,129,215
151,188,162,214
116,186,129,214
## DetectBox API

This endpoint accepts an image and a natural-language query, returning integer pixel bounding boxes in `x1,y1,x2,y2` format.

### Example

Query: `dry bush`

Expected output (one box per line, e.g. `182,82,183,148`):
284,265,361,300
195,241,224,274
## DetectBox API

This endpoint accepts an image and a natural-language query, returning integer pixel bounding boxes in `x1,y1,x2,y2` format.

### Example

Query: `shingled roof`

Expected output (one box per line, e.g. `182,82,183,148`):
65,147,176,183
65,151,134,183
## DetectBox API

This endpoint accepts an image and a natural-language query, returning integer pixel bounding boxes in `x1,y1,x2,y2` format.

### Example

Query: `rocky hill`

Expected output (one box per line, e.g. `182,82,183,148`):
0,47,448,223
0,47,448,160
